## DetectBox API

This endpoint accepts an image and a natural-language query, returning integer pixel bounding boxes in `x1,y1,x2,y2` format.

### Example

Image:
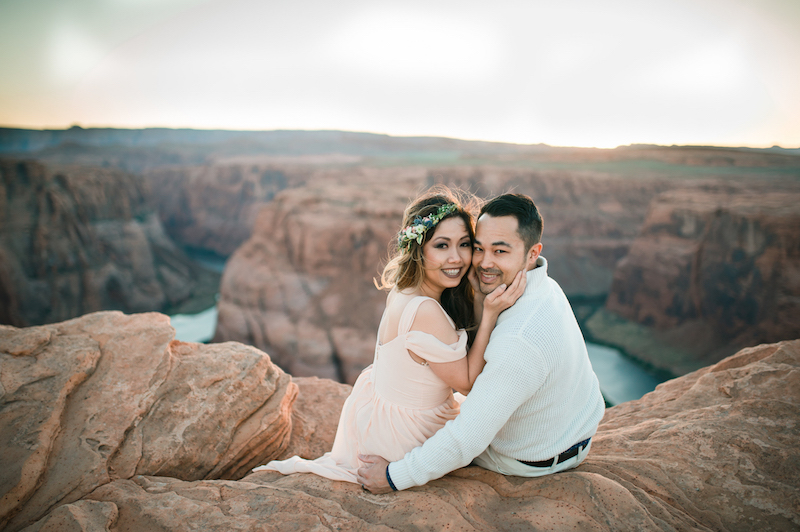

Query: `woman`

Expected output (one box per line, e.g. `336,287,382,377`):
252,187,525,483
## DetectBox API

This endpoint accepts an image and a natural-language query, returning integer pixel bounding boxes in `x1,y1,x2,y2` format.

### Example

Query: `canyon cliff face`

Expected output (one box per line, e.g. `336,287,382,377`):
5,131,799,380
144,163,309,257
0,159,217,327
2,314,798,531
213,176,417,383
416,165,670,298
593,189,800,375
212,165,675,381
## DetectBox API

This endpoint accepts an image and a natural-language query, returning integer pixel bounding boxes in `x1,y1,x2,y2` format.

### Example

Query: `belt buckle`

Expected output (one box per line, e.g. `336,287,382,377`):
557,438,590,464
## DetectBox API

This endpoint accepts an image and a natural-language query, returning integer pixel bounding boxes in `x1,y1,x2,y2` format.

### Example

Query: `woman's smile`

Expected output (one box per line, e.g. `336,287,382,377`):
442,267,463,278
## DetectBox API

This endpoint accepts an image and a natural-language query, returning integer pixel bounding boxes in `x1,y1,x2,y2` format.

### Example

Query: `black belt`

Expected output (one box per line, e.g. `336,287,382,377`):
518,438,591,468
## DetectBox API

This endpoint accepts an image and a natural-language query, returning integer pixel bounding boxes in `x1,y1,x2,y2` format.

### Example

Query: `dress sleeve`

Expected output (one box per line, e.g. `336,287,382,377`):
404,329,467,364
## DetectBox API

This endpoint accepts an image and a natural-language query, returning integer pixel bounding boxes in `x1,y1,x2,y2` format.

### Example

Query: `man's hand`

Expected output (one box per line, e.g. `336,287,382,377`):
357,454,394,494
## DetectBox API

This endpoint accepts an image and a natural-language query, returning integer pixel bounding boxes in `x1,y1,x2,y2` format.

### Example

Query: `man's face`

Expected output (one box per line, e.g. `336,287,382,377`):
472,214,541,295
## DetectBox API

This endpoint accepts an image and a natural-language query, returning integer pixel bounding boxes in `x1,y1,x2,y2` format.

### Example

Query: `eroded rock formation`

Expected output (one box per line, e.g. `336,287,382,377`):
0,311,298,531
0,159,218,327
592,189,800,375
212,166,675,381
417,165,668,297
4,314,797,531
144,163,308,257
213,179,415,383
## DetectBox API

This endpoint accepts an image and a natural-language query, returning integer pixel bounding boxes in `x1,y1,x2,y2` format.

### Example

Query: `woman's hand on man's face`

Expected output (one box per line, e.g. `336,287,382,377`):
483,270,526,317
467,267,484,298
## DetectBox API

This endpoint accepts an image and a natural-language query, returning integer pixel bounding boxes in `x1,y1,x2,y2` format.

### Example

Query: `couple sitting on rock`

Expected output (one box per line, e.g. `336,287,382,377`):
253,186,605,493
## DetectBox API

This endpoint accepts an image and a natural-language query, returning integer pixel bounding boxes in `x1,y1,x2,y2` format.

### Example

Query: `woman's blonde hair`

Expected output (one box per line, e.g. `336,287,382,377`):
377,185,479,330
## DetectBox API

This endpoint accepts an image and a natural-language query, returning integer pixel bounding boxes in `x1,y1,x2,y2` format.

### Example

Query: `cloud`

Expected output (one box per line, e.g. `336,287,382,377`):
3,0,798,146
321,5,502,83
46,23,106,86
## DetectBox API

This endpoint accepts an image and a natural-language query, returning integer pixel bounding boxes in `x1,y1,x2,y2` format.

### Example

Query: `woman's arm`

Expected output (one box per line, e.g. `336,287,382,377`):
417,271,526,395
470,268,487,326
463,270,526,390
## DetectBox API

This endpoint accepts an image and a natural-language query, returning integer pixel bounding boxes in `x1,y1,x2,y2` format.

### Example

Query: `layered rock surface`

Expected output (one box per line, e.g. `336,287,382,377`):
0,311,299,531
213,160,800,381
593,189,800,375
144,164,309,257
0,159,218,327
4,314,798,531
212,166,675,381
213,177,417,383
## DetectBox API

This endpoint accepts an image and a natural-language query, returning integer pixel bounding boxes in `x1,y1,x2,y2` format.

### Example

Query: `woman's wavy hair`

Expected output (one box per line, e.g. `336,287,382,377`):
376,185,479,330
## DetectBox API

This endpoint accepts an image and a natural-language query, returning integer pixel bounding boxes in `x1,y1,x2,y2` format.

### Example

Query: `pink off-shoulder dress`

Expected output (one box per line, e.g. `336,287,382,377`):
252,295,468,482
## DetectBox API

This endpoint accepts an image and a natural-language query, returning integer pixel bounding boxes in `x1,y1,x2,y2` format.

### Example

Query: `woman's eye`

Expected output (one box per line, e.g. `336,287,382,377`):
460,242,472,247
435,243,447,249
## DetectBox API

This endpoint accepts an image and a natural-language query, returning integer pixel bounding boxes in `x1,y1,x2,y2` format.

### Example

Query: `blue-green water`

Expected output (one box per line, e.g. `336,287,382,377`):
170,305,218,343
585,342,662,405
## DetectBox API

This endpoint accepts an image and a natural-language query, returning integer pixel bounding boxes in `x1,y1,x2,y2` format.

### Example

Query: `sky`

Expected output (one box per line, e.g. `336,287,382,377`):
1,0,799,148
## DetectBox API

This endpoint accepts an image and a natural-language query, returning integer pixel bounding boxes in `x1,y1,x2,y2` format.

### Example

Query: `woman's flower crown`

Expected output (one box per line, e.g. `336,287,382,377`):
397,203,459,251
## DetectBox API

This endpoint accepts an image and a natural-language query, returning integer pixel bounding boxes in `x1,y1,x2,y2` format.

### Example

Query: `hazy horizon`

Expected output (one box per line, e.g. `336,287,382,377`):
2,124,798,152
1,0,799,149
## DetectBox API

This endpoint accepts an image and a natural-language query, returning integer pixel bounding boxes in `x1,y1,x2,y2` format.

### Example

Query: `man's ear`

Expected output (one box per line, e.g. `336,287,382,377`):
527,243,543,269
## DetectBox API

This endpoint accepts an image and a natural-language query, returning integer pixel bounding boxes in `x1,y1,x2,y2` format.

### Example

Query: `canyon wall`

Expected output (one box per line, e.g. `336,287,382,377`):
4,129,799,380
212,165,676,382
213,174,418,383
415,165,671,298
589,188,800,375
0,159,217,327
216,160,798,383
144,163,305,257
2,313,798,531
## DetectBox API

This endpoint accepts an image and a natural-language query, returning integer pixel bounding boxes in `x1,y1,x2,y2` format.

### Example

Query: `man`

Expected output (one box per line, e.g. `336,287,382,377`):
358,193,605,493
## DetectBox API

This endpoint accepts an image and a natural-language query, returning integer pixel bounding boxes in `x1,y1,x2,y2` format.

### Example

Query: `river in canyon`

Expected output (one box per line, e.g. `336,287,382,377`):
169,303,664,406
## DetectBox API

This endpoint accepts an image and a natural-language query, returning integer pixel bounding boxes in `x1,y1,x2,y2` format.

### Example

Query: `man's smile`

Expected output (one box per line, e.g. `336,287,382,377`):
477,268,502,284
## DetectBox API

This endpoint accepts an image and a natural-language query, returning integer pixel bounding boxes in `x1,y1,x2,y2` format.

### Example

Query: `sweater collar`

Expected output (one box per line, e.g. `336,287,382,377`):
523,255,548,296
496,256,548,325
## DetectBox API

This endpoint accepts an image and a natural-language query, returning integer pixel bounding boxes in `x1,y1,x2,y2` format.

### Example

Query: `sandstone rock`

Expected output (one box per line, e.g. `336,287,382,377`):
581,340,800,530
600,190,800,374
276,376,352,461
86,475,393,532
19,500,118,532
0,159,218,327
39,339,795,531
213,179,417,383
212,166,671,382
421,165,666,297
144,164,306,257
0,311,295,532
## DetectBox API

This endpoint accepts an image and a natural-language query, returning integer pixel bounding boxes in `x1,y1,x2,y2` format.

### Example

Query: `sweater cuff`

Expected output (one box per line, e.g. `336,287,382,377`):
387,460,416,491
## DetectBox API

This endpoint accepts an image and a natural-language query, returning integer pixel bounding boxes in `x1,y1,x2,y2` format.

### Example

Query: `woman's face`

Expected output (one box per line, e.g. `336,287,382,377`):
420,216,473,296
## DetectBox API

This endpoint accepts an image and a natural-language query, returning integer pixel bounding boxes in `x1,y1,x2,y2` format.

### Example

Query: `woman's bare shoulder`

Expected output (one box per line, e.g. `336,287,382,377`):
409,299,458,343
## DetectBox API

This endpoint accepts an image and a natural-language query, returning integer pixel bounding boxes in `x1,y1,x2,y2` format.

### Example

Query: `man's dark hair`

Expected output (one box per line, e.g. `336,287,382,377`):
479,193,543,251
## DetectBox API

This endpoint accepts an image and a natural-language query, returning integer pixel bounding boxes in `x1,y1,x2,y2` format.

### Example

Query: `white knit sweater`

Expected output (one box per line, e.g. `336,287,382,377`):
388,256,605,490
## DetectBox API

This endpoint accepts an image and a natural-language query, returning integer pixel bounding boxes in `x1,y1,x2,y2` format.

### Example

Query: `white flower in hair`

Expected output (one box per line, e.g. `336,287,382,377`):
396,203,458,251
